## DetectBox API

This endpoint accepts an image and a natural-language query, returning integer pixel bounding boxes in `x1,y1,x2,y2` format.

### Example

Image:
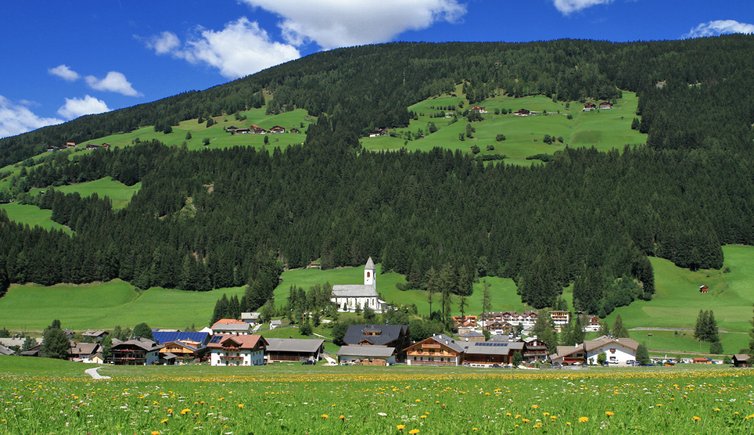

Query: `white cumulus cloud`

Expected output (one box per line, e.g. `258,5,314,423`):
84,71,141,97
552,0,613,15
241,0,466,49
146,31,181,54
684,19,754,38
150,17,300,79
49,64,80,81
57,95,110,120
0,96,63,138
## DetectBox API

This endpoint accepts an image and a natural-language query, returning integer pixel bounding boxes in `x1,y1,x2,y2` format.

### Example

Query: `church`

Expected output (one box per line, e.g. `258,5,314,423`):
331,257,386,313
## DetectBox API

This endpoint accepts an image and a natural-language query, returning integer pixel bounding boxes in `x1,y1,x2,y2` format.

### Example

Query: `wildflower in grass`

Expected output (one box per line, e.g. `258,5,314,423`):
533,422,542,429
180,408,191,415
321,414,329,419
550,416,557,421
472,428,479,431
531,405,539,409
578,416,589,423
420,415,427,419
160,418,169,424
522,418,530,424
409,430,420,435
605,411,615,417
415,399,421,403
397,424,406,431
692,416,701,422
167,408,173,414
744,414,754,421
339,415,345,421
237,403,244,409
713,408,720,412
151,431,160,435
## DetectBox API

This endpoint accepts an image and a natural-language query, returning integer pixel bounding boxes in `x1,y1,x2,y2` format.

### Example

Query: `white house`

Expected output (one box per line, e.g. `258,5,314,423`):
585,336,639,366
207,335,267,366
331,257,386,313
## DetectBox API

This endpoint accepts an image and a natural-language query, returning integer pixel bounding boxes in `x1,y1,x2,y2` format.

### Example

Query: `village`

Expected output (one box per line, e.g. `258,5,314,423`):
1,258,749,369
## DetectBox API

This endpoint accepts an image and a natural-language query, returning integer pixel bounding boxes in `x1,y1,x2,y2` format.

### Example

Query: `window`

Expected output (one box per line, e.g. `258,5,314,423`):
367,271,371,278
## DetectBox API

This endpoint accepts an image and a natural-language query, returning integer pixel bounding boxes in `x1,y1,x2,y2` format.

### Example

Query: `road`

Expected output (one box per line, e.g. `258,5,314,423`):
84,366,111,380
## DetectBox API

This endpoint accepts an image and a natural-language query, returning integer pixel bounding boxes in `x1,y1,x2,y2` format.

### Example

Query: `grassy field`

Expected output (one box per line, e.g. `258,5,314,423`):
0,279,245,331
362,91,646,166
30,176,141,209
1,357,752,434
274,265,528,316
0,202,72,234
607,245,754,354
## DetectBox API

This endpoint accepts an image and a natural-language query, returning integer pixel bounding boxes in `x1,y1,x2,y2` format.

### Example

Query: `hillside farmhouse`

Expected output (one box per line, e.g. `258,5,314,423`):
337,345,396,366
463,340,524,366
551,336,639,366
330,257,386,313
211,319,251,335
343,324,410,361
405,334,465,366
208,334,267,366
266,338,324,363
111,338,162,365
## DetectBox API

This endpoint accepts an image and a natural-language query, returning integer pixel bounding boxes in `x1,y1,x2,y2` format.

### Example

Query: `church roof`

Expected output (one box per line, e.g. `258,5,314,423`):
332,284,378,297
365,257,375,270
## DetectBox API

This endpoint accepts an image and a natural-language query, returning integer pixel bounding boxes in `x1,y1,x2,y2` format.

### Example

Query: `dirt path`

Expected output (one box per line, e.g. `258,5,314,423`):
84,366,111,380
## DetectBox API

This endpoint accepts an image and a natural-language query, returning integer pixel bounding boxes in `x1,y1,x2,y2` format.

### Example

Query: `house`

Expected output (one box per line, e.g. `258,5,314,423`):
207,334,267,366
211,319,251,336
225,125,238,133
550,311,570,330
463,341,524,366
152,330,210,347
584,336,639,366
693,357,713,364
699,284,709,294
343,324,410,361
250,124,266,134
68,341,101,363
241,312,261,325
82,330,109,342
111,338,162,365
732,354,750,367
470,105,488,114
582,102,596,112
159,340,204,363
269,320,283,330
331,257,386,313
458,330,485,343
269,125,286,134
265,338,324,363
337,345,396,366
233,128,251,134
452,315,478,328
404,334,465,366
583,316,602,333
514,109,531,117
485,321,515,336
290,127,301,134
86,144,100,150
368,128,387,138
102,143,111,150
551,345,585,366
20,345,41,357
0,345,14,356
522,337,548,362
483,311,538,331
65,141,76,148
599,101,613,110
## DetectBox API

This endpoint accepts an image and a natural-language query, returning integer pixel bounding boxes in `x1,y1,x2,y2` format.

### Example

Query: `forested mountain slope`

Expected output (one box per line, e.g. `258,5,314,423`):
1,37,754,317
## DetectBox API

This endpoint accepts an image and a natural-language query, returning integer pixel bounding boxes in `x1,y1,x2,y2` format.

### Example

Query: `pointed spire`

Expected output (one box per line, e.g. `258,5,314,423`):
365,257,375,270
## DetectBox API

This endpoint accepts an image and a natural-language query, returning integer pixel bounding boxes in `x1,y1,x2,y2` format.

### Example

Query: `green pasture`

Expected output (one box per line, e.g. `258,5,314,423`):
362,91,646,165
30,176,141,209
0,279,245,331
0,202,72,234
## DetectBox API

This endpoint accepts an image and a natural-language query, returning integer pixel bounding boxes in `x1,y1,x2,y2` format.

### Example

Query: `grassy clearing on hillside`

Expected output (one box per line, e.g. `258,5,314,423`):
0,202,72,234
30,176,141,209
273,265,528,316
607,245,754,354
0,280,244,331
362,91,646,166
1,358,752,434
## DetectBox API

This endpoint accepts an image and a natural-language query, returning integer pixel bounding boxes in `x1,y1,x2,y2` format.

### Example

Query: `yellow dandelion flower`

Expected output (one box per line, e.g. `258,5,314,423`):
397,424,406,431
533,422,543,429
692,416,701,422
550,416,557,421
713,408,720,412
542,412,550,417
237,403,245,409
531,404,539,409
744,413,754,421
578,416,589,423
339,415,345,421
472,428,479,432
321,414,329,419
415,399,422,403
151,431,160,435
179,408,191,416
522,418,530,424
605,411,615,417
160,418,169,424
420,415,427,419
167,408,173,414
409,429,420,435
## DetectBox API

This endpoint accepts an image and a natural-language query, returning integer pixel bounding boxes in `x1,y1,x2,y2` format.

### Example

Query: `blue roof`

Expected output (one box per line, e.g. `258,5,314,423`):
152,331,209,346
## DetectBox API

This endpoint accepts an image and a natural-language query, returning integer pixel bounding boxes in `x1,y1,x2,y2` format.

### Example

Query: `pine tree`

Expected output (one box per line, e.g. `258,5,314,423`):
636,343,650,365
132,322,153,339
481,280,491,329
612,315,629,338
101,335,112,362
694,310,706,340
705,311,720,342
42,327,70,359
599,321,610,336
710,340,723,355
572,315,585,344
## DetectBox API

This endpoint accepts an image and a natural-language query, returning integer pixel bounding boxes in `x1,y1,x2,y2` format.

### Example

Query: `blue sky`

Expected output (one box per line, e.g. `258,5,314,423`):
1,0,752,138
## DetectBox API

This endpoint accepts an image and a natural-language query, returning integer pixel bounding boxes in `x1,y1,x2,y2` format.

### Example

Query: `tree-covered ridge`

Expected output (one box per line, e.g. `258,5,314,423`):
3,36,754,167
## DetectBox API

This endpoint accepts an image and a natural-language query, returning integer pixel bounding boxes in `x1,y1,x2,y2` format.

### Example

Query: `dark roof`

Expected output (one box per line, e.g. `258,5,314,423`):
337,345,396,358
343,324,408,346
266,338,324,353
152,331,210,345
112,338,162,352
464,341,524,356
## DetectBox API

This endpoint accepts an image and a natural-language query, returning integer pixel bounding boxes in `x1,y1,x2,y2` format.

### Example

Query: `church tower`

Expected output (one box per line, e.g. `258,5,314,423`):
364,257,376,287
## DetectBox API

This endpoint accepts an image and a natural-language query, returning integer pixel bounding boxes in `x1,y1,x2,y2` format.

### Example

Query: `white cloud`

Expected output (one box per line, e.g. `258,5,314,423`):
57,95,110,120
84,71,141,97
684,19,754,38
552,0,613,15
49,64,80,81
146,31,181,54
152,17,300,79
240,0,466,49
0,96,63,138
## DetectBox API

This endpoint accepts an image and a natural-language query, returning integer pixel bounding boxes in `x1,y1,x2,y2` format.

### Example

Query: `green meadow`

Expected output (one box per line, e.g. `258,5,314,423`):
0,279,245,331
30,176,141,209
0,202,72,234
362,91,646,166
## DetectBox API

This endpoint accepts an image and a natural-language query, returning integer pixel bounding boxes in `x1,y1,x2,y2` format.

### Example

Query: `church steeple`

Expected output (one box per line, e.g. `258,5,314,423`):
364,257,375,287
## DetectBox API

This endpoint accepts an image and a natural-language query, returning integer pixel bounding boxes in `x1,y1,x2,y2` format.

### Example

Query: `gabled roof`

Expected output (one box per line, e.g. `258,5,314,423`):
583,336,639,352
464,341,524,356
343,324,408,346
338,345,396,358
407,334,464,354
162,340,201,352
241,312,261,321
211,319,251,331
458,330,485,338
365,257,375,270
207,334,267,350
152,331,210,345
332,284,378,297
266,338,324,353
0,345,14,356
733,354,750,361
69,342,100,356
82,330,108,337
112,338,162,352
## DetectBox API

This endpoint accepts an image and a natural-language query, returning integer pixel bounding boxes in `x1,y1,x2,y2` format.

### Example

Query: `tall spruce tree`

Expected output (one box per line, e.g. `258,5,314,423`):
612,315,629,338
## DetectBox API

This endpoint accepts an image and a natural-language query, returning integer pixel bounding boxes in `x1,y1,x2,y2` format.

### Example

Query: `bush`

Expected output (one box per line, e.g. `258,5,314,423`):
202,138,210,146
495,134,506,142
485,144,495,151
470,145,480,154
710,340,723,354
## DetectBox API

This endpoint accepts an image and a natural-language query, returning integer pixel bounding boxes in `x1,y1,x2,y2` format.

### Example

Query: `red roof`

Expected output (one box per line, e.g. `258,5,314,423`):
207,334,267,350
211,318,246,329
